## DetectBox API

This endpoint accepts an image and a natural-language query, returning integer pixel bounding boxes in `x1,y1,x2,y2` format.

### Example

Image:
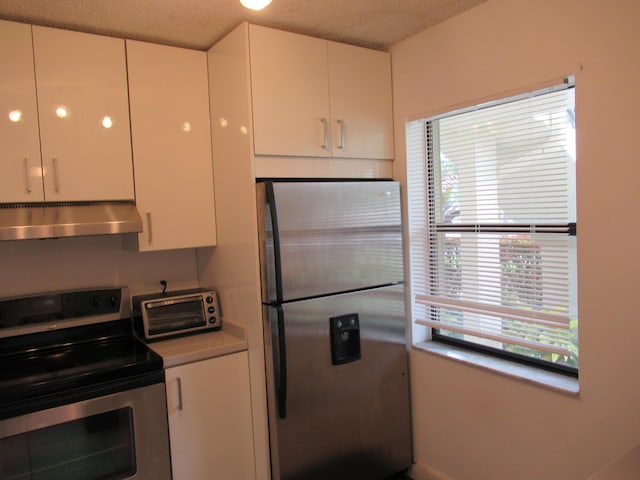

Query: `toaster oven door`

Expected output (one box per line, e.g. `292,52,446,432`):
144,296,206,337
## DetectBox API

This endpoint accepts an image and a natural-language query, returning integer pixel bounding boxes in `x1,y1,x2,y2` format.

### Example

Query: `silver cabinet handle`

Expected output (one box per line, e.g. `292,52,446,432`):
24,158,32,193
320,118,329,149
146,211,153,243
176,377,183,411
336,119,345,149
52,158,61,193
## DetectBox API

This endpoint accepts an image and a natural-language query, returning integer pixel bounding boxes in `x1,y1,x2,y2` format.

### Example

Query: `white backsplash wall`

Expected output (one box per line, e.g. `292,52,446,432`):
0,234,200,301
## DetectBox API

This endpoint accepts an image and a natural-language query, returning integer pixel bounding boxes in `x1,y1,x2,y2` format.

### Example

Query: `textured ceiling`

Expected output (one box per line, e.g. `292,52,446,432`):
0,0,488,51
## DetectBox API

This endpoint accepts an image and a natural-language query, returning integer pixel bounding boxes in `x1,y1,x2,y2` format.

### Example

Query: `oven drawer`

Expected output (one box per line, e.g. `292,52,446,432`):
0,383,171,480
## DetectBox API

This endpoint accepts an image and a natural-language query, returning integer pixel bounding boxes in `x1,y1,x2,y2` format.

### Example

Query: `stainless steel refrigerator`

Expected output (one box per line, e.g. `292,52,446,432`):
256,180,412,480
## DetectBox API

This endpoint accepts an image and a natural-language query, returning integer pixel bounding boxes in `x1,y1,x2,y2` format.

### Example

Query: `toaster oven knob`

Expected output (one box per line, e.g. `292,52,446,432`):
208,316,217,324
206,296,214,304
208,306,215,314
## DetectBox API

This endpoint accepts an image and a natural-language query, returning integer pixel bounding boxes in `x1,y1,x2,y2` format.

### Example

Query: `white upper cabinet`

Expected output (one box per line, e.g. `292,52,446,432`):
0,20,43,202
250,26,331,158
127,40,216,251
327,41,394,160
248,24,394,160
32,26,134,202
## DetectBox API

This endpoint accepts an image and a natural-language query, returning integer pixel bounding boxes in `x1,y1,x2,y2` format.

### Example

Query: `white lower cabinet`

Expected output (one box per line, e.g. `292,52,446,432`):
164,351,256,480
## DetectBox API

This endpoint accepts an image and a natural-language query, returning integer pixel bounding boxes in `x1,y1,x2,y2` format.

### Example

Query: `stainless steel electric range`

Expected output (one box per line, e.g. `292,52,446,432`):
0,287,172,480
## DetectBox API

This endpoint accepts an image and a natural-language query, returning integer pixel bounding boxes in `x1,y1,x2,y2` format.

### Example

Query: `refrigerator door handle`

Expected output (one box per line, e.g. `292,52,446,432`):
265,181,284,304
276,305,288,419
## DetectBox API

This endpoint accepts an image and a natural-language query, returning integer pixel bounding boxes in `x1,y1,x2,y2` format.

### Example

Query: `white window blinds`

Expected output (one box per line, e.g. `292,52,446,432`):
407,85,578,370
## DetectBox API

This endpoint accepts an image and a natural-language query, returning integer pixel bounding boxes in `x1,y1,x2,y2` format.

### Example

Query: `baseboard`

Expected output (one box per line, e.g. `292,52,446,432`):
409,462,451,480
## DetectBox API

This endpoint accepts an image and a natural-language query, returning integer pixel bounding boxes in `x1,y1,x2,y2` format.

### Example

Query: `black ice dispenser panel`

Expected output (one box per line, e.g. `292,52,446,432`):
329,313,361,365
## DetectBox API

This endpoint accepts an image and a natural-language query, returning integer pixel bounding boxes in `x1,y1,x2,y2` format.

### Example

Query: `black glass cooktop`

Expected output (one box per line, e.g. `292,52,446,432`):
0,319,163,419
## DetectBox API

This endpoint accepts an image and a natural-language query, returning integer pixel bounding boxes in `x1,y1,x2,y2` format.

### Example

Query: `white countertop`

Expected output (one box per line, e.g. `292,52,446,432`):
147,320,248,368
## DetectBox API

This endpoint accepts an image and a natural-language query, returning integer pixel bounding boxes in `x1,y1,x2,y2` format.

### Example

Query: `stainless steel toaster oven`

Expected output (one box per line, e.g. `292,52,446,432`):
132,288,221,341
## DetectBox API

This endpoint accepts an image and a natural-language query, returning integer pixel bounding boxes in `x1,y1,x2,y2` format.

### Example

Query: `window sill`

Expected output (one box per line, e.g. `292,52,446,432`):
413,341,580,395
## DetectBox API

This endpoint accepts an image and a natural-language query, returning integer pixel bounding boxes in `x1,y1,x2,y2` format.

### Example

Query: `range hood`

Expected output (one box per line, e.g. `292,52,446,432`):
0,202,143,241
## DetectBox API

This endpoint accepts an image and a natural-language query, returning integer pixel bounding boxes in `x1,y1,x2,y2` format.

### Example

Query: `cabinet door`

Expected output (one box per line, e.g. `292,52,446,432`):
328,42,394,160
127,40,216,251
32,26,134,201
165,352,256,480
0,20,44,202
249,24,331,158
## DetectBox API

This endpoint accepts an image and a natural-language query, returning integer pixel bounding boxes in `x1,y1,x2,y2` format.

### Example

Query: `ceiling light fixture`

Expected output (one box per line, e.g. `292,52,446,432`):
240,0,272,11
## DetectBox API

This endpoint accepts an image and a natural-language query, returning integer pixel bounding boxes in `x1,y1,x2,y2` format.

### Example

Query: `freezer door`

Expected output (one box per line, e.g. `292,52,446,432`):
263,285,411,480
258,181,404,304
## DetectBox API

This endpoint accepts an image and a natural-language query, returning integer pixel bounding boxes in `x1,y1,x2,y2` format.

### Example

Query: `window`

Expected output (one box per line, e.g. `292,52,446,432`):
406,81,578,375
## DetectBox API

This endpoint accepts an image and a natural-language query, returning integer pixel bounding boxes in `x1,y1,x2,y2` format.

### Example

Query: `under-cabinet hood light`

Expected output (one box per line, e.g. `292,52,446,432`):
240,0,272,10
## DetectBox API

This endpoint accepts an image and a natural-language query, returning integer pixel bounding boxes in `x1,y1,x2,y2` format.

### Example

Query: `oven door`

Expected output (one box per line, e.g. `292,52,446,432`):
0,383,171,480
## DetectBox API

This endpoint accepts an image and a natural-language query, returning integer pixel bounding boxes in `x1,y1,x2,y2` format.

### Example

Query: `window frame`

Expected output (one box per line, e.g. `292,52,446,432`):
407,80,578,377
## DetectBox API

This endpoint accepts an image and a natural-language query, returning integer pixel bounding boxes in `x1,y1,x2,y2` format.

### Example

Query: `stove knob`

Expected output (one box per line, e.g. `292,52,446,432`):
93,296,100,307
109,295,118,307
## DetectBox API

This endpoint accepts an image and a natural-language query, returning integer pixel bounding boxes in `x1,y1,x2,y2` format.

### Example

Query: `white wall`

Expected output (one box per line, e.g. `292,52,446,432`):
0,235,200,300
391,0,640,479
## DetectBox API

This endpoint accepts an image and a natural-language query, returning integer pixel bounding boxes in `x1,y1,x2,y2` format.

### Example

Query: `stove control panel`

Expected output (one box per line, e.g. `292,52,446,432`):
0,288,123,335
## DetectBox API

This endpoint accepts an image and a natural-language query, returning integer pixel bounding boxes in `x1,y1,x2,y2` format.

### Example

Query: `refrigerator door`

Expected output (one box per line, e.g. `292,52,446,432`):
263,284,411,480
257,181,404,304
